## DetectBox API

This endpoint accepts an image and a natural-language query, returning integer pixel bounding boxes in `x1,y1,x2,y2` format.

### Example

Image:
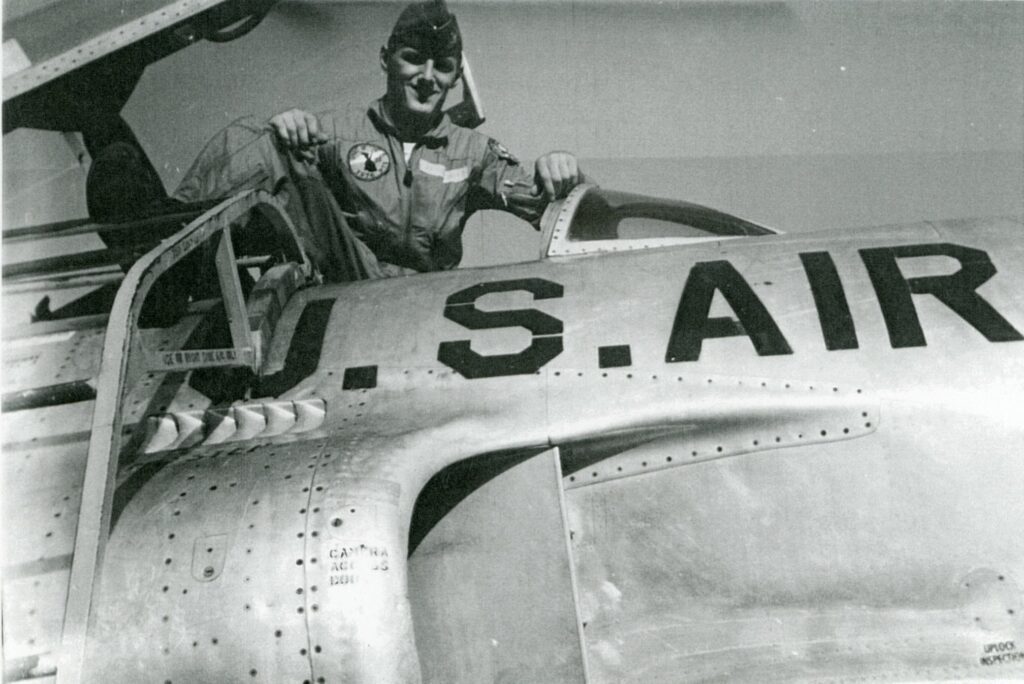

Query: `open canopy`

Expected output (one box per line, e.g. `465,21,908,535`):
3,0,276,133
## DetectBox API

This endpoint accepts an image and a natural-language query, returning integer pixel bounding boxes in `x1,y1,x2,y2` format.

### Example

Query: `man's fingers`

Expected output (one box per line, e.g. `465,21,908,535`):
269,109,327,151
295,111,325,148
303,112,327,144
546,157,563,199
557,156,574,197
534,152,584,200
277,117,299,149
283,119,299,149
295,117,310,148
565,156,580,187
541,162,557,199
546,158,560,198
269,117,291,148
268,118,282,140
548,155,569,198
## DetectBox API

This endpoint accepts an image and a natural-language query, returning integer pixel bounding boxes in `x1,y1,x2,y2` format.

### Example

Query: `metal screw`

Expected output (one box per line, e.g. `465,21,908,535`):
203,566,215,578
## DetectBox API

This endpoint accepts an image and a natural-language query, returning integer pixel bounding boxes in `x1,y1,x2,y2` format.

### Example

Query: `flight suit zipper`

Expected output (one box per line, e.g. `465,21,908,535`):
403,142,422,267
379,134,411,268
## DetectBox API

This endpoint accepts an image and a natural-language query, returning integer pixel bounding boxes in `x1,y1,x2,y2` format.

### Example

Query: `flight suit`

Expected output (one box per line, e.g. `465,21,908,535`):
316,99,544,273
173,100,544,281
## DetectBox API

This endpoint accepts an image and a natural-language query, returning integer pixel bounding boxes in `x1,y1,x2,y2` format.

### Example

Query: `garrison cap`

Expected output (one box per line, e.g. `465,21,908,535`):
387,0,462,57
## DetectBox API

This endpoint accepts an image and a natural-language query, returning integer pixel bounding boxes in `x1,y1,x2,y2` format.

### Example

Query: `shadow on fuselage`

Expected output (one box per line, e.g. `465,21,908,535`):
408,447,550,555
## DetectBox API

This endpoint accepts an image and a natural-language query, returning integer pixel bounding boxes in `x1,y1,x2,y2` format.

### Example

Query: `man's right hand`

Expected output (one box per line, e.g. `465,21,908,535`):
268,109,328,162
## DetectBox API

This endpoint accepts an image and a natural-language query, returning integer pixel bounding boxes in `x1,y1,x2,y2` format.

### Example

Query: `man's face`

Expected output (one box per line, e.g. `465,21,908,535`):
382,43,461,120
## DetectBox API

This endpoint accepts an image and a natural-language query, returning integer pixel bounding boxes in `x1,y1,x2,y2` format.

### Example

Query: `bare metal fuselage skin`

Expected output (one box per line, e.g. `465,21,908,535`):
5,213,1024,682
4,0,1022,680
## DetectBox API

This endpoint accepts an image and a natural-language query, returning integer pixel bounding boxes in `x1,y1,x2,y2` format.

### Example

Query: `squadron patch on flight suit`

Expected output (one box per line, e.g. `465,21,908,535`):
488,139,519,165
348,143,391,181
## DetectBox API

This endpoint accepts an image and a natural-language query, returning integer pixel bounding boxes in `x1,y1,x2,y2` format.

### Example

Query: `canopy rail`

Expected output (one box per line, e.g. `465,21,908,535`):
1,202,222,294
56,189,311,684
3,254,275,296
1,203,219,243
3,248,134,280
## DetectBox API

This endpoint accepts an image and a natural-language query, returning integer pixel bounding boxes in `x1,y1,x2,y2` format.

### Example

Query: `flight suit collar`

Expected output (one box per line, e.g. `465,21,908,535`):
368,98,452,148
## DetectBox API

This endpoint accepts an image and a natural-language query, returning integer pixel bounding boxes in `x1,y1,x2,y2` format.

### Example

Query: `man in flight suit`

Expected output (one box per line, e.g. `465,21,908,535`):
265,0,583,277
106,0,584,283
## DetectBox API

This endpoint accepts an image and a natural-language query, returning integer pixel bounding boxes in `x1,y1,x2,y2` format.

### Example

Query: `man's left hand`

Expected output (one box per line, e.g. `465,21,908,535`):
534,151,583,200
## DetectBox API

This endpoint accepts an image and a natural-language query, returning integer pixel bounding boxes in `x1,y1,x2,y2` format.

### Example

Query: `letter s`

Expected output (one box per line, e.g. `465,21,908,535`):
438,278,564,378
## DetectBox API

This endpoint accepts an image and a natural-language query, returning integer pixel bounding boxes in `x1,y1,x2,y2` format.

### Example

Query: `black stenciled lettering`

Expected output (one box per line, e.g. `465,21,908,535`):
984,642,1016,654
665,260,792,362
438,278,564,378
800,251,859,350
329,574,357,586
254,299,335,397
860,243,1023,348
980,651,1024,666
